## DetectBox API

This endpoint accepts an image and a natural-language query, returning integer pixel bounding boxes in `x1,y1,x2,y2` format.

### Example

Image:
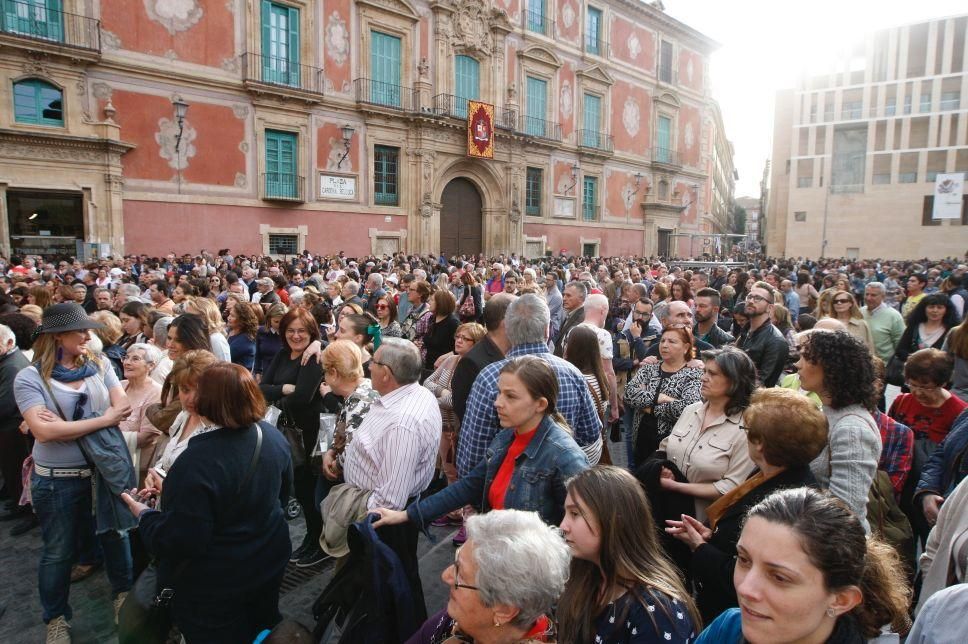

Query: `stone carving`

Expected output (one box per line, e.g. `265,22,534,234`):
92,83,113,100
326,11,350,66
507,82,516,102
238,141,249,153
105,174,125,190
417,57,429,80
232,104,249,119
420,199,433,218
155,117,197,170
559,80,572,119
103,101,117,121
622,97,640,137
326,137,349,170
21,54,51,79
101,30,121,50
221,57,240,73
451,1,492,56
509,205,521,223
234,172,247,188
684,122,695,149
341,81,352,93
143,0,203,35
561,2,575,29
627,33,641,60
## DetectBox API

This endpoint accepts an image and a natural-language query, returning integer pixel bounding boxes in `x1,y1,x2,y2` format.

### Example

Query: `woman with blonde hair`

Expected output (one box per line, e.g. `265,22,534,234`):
826,291,874,350
90,310,126,379
183,297,230,361
27,285,52,309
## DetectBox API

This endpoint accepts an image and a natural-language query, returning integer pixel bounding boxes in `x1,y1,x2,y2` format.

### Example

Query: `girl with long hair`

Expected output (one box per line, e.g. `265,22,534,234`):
557,466,700,643
564,325,611,462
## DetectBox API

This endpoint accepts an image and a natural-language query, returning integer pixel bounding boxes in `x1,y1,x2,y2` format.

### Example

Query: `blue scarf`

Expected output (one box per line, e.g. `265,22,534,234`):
49,360,99,383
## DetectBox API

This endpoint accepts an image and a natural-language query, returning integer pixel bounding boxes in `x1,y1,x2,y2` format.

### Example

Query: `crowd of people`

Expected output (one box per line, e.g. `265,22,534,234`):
1,248,967,644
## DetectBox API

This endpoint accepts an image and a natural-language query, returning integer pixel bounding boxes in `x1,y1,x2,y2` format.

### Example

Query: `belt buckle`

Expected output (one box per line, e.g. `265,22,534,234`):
154,588,174,607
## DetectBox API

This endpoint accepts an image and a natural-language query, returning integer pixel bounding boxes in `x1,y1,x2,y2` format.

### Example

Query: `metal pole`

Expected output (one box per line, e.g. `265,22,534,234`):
820,185,829,258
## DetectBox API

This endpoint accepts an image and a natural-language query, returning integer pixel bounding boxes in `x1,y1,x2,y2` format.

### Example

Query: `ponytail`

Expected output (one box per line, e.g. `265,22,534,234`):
853,537,912,638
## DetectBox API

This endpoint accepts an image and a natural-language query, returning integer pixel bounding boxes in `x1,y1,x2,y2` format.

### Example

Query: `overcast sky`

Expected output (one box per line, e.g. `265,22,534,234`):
661,0,967,197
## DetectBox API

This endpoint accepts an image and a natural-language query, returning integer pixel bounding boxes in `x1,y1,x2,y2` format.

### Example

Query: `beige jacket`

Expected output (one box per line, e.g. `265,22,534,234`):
918,475,968,614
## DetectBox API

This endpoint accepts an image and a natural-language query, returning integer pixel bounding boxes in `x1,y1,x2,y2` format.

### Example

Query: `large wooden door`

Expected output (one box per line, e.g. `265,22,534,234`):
440,178,482,258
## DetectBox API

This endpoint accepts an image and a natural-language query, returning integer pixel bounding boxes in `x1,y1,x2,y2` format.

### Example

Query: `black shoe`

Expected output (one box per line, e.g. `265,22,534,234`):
289,539,311,563
0,506,30,522
9,514,38,536
295,546,331,568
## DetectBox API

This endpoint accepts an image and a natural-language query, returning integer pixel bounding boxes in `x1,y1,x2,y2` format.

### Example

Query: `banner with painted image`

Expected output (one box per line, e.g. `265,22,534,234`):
467,101,494,159
932,172,964,219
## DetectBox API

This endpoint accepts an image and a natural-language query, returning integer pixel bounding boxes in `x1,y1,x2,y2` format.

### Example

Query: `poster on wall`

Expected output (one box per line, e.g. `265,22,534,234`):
932,172,964,219
467,101,494,159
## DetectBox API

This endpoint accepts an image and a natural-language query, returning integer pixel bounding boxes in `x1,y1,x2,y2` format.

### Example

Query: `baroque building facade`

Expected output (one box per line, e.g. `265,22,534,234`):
0,0,727,259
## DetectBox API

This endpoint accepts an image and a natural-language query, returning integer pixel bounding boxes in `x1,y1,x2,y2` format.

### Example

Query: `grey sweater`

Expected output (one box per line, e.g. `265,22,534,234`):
809,404,881,533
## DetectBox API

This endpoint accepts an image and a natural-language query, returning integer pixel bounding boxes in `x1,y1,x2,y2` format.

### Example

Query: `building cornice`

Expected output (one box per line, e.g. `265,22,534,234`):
611,0,720,54
0,128,135,161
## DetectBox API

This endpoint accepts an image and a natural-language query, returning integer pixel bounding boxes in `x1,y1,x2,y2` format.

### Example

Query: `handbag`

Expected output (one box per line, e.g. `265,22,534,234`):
276,408,306,469
118,424,264,644
885,354,906,387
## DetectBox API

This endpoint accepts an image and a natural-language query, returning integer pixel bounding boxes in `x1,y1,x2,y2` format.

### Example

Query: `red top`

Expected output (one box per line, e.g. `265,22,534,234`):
487,425,538,510
888,393,968,444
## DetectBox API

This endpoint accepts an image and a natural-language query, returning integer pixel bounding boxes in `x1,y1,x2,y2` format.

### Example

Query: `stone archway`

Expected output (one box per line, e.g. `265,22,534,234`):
440,178,482,257
431,158,509,256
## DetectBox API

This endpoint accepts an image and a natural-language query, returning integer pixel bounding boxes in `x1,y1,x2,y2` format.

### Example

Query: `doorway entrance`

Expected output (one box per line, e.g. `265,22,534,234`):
657,229,672,258
440,178,482,258
7,190,84,258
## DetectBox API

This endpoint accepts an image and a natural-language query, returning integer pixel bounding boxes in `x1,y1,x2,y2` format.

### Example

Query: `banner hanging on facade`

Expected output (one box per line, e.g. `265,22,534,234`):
932,172,964,219
467,101,494,159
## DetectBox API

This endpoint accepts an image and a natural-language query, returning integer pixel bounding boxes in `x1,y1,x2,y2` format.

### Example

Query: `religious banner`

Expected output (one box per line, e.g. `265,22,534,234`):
932,172,965,219
467,101,494,159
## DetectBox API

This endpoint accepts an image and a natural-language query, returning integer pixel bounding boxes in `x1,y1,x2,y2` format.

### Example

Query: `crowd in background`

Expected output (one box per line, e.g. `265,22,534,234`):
1,247,967,644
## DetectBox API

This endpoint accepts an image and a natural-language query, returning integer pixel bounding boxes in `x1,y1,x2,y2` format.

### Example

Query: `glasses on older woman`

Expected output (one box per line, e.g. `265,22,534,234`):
453,546,480,591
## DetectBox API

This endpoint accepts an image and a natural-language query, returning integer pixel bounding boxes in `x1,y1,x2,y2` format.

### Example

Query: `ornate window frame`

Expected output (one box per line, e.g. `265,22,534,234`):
576,65,613,141
518,45,561,125
260,223,307,256
253,108,310,199
357,0,419,92
248,0,315,67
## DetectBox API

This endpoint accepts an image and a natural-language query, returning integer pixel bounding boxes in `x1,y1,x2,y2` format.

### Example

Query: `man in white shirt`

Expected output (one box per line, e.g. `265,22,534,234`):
342,338,442,510
580,294,619,423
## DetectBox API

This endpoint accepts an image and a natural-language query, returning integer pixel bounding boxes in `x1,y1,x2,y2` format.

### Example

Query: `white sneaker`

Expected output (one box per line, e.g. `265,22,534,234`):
113,591,128,625
46,616,71,644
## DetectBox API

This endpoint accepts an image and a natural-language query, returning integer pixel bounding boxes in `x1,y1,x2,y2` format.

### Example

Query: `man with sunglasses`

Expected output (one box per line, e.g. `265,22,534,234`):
734,281,789,387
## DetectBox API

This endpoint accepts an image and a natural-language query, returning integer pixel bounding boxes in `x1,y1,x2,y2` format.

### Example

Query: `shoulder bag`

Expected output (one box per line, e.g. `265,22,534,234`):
118,424,264,644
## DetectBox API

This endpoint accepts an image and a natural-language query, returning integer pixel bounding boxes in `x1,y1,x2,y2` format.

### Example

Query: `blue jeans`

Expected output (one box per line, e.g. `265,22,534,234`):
31,471,133,623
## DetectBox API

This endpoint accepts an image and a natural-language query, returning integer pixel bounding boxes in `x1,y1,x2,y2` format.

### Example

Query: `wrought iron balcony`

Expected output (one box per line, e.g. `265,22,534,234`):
0,1,100,57
521,115,562,142
242,53,324,98
651,147,681,167
355,78,416,112
578,129,613,153
433,93,471,120
523,8,554,37
262,173,305,202
584,35,609,57
495,107,519,130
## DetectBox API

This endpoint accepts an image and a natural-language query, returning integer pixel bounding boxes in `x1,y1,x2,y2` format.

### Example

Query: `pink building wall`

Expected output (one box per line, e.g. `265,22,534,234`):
524,223,644,256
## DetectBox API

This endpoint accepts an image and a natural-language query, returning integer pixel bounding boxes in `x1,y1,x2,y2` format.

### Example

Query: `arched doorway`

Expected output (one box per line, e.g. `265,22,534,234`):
440,178,482,258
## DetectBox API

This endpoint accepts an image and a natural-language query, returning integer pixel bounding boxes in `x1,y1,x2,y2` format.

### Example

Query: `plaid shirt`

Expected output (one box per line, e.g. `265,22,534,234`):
455,342,602,477
873,411,914,499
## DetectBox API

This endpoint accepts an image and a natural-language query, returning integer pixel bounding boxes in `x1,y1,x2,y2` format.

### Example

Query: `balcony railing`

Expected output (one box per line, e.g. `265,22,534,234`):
652,147,681,167
355,78,415,111
495,107,519,130
433,93,472,119
521,115,562,142
242,53,324,96
584,35,609,57
0,0,100,52
582,204,600,222
523,9,554,37
578,129,613,153
263,173,304,202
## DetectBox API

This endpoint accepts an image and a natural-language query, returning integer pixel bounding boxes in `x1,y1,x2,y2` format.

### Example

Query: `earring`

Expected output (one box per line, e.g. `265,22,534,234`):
826,607,836,618
56,346,63,362
493,619,502,628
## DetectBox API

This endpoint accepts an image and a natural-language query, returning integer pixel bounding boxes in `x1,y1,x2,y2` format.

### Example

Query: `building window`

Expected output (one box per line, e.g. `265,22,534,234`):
3,0,63,41
656,115,672,162
261,0,300,87
898,172,917,183
454,55,479,119
370,30,402,107
903,95,912,115
841,101,862,119
659,41,674,83
524,76,548,137
794,211,807,222
582,242,599,257
264,129,299,199
872,173,891,184
268,233,298,255
13,78,63,126
926,171,940,182
582,176,598,221
581,93,602,147
797,176,811,188
526,0,548,35
374,145,399,205
922,196,942,226
525,167,542,216
585,6,602,55
941,91,960,111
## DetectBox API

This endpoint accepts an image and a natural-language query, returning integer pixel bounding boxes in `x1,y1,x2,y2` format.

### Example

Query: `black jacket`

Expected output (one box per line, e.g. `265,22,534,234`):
423,314,460,370
554,307,586,356
736,320,789,387
451,335,504,422
635,456,695,580
694,321,735,349
692,466,818,623
0,348,29,434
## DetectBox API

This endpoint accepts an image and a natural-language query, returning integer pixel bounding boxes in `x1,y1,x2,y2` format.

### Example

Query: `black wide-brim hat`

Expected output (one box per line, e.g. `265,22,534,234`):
37,303,104,334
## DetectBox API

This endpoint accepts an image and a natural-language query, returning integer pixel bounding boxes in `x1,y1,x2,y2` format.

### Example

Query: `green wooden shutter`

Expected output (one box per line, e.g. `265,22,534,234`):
374,145,399,205
262,1,299,87
582,93,601,148
583,176,597,221
525,76,547,137
657,116,671,162
586,7,602,54
265,129,298,199
4,0,62,41
527,0,545,33
526,167,542,216
370,31,402,107
454,55,480,118
13,79,63,126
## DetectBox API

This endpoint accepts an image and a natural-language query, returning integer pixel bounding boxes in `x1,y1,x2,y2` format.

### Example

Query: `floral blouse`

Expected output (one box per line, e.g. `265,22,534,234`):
332,378,381,474
624,362,703,441
401,302,428,341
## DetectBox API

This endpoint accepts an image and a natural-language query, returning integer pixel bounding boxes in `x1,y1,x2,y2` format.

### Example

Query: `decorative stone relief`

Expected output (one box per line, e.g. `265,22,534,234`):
507,82,516,102
221,57,240,73
92,83,113,100
155,117,197,170
21,54,51,79
238,141,249,153
234,172,247,188
627,33,641,60
101,30,121,50
559,80,572,119
232,104,249,119
622,97,640,137
622,181,636,211
326,137,348,170
143,0,203,35
341,81,352,93
326,12,350,66
684,122,695,149
561,2,575,28
417,57,429,81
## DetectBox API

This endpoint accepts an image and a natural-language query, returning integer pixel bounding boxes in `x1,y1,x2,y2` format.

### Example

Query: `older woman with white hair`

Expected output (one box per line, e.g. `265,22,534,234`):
119,342,163,483
406,509,571,644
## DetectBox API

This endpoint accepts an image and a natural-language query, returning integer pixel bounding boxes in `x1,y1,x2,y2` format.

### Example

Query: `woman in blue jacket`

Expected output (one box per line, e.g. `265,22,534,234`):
374,356,588,529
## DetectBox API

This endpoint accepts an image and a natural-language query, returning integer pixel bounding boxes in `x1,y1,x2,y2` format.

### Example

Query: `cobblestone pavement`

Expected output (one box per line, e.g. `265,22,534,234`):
0,434,627,643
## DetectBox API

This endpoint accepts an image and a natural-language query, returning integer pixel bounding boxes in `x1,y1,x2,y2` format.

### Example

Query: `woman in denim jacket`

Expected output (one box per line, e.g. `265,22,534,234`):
373,356,589,529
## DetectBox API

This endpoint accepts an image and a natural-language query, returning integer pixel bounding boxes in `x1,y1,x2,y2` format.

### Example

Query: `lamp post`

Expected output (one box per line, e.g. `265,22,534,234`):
337,124,355,169
564,161,580,195
172,98,189,193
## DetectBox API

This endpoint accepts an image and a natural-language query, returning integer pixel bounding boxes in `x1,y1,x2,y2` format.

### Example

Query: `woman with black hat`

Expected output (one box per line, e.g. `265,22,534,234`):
13,302,135,644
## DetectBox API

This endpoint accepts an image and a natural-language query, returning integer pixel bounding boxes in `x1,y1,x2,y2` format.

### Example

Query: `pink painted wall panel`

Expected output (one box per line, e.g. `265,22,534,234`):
556,0,580,45
604,168,644,219
678,103,702,167
558,63,575,140
610,81,651,155
317,122,359,173
322,0,352,93
123,201,396,256
609,17,654,71
678,48,704,93
523,223,644,256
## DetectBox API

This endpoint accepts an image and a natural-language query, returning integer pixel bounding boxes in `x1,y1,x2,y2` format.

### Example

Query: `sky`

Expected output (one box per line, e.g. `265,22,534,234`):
661,0,968,197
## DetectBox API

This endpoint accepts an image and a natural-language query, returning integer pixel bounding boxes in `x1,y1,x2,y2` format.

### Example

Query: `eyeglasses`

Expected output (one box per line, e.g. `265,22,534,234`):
371,359,393,374
633,310,652,318
745,294,770,304
453,546,480,591
376,304,389,310
285,328,309,336
455,335,474,342
73,392,89,422
833,298,851,304
906,382,938,391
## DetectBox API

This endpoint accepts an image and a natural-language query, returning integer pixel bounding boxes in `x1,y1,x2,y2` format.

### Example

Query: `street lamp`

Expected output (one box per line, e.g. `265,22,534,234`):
337,124,355,169
564,162,580,195
172,98,189,155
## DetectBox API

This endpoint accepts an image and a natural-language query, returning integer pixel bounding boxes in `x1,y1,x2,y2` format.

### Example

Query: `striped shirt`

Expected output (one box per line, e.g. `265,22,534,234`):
343,382,442,510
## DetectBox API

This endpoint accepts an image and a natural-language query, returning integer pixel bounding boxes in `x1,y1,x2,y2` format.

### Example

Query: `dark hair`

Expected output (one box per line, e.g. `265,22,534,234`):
905,293,959,330
563,325,608,407
375,294,397,323
499,356,559,417
279,308,321,351
342,313,377,345
908,273,927,286
120,301,151,336
482,292,514,332
409,280,432,303
169,314,212,352
744,488,911,638
699,346,757,416
151,279,171,298
671,277,693,303
310,302,334,326
903,348,954,386
743,388,828,468
194,362,266,427
174,282,197,298
0,312,38,350
695,287,721,307
229,300,259,340
797,313,817,331
430,289,456,317
799,330,876,411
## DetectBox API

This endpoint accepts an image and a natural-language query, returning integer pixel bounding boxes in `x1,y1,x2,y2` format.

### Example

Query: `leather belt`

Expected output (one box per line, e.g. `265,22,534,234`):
34,464,93,478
